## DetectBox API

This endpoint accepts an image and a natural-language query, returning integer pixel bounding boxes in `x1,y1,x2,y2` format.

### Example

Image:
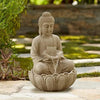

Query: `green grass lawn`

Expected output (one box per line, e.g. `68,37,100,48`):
77,72,100,78
61,35,100,59
63,42,100,59
75,62,100,67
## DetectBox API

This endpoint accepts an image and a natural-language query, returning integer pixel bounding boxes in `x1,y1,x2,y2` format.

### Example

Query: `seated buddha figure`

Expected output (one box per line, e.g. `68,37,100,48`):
31,12,75,75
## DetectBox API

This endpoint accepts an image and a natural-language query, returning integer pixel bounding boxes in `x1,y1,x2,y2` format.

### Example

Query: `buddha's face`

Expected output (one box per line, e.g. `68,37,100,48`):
41,22,54,36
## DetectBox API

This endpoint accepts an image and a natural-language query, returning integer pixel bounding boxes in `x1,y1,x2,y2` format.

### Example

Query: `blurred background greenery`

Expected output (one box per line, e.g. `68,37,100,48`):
29,0,100,5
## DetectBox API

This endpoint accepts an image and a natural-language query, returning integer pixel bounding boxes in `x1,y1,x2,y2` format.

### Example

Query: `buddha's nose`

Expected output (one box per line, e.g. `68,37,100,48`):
48,26,51,32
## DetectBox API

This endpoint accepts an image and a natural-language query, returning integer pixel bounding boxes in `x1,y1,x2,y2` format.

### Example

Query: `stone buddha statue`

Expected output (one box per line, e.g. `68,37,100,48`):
29,12,77,91
31,12,74,74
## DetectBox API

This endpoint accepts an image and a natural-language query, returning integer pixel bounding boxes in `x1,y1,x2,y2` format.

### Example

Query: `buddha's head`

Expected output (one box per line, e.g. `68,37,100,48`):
38,12,55,36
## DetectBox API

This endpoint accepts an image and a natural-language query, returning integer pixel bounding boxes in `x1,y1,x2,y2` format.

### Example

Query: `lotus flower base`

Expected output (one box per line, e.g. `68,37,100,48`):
28,69,77,91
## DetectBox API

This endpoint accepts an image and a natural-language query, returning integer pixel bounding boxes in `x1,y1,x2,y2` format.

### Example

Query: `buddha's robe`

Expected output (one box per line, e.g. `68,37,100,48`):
31,34,74,74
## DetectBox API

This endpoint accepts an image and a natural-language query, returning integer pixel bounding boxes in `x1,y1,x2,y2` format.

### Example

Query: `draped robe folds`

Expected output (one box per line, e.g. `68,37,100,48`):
31,34,74,74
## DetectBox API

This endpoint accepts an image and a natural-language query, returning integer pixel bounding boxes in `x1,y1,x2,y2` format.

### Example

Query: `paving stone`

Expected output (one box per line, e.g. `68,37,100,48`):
11,38,32,44
18,53,31,58
61,40,69,43
85,50,100,54
93,39,100,41
70,77,100,100
25,46,31,50
0,81,25,95
73,58,100,64
0,77,100,100
76,66,100,74
82,43,100,47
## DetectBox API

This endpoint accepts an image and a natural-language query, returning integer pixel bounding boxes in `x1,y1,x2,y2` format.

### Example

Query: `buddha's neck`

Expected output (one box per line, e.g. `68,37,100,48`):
41,34,52,38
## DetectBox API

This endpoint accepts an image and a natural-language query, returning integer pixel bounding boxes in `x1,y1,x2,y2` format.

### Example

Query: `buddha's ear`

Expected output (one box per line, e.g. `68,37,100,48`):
39,27,42,35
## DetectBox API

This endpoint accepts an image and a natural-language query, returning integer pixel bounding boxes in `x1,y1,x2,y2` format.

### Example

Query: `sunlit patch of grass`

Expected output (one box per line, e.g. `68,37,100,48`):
62,41,84,54
12,44,30,54
60,35,86,40
72,40,87,44
77,72,100,78
60,35,100,44
63,41,100,59
17,35,26,38
30,0,49,5
12,44,25,49
14,48,30,54
15,57,33,80
53,0,62,5
64,53,100,59
15,57,33,70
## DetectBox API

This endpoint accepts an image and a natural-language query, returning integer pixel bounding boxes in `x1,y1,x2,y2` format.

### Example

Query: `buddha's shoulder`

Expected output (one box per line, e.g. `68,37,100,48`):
32,35,41,41
52,34,60,39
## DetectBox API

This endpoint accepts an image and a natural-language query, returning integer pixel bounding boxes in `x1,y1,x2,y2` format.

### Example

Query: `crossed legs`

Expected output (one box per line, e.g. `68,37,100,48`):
33,59,75,75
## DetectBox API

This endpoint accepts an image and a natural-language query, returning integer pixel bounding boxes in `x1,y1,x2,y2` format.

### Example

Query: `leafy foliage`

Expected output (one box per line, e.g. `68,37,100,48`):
0,0,27,36
30,0,100,5
0,0,27,79
0,57,33,80
0,0,27,49
0,48,12,79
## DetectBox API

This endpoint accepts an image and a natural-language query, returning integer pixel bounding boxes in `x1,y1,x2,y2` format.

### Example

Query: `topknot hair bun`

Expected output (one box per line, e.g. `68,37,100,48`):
42,12,52,17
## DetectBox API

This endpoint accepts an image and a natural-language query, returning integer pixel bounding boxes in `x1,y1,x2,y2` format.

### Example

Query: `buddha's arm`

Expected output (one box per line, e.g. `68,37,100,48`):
57,37,65,59
31,39,42,63
42,50,52,61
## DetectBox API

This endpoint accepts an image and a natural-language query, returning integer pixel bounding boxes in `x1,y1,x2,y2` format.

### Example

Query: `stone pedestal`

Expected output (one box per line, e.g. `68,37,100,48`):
28,69,77,91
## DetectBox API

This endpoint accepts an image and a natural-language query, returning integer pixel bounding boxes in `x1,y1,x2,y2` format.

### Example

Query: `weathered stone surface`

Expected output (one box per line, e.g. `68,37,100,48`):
73,58,100,63
0,77,100,100
82,43,100,47
85,50,100,54
0,81,25,95
29,69,77,91
11,38,32,44
18,5,100,35
70,77,100,100
76,66,100,74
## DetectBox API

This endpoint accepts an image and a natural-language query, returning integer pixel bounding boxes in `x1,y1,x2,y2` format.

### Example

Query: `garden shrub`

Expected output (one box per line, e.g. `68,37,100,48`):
0,0,28,79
